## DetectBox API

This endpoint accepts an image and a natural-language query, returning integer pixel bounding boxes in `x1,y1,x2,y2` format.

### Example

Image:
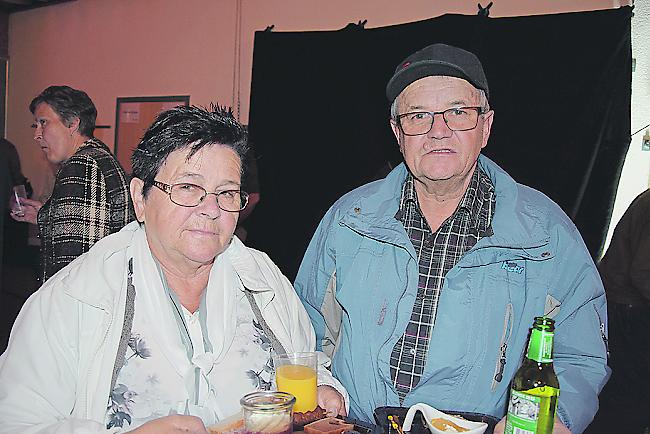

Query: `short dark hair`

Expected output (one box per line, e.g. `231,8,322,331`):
132,104,249,197
29,85,97,137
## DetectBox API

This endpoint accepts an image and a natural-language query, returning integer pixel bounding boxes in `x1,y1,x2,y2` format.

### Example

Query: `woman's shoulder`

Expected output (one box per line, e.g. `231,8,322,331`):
59,140,128,186
64,139,118,168
225,237,291,291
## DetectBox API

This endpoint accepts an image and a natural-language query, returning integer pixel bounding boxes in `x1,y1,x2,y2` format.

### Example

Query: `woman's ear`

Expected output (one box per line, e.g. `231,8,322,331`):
68,117,81,135
130,177,146,223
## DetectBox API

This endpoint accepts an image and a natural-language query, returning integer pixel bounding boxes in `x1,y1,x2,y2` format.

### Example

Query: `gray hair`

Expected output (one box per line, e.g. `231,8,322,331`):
30,85,97,137
390,88,490,120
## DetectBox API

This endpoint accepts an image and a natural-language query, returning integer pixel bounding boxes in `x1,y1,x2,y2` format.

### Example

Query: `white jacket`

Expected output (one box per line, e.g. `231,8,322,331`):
0,222,346,433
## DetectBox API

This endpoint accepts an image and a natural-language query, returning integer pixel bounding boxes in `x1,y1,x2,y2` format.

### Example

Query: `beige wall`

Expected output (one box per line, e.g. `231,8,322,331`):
7,0,629,196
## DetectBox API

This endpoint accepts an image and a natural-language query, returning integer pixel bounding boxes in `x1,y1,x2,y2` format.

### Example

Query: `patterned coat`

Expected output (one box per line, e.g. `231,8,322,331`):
37,138,134,282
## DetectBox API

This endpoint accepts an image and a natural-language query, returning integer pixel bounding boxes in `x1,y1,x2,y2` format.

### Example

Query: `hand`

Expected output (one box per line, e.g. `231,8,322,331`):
127,414,209,433
317,385,347,417
10,197,42,225
493,415,571,434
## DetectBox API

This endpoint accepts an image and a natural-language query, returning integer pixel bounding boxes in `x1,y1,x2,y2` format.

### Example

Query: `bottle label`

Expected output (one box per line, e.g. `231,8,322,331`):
527,329,553,363
505,390,541,434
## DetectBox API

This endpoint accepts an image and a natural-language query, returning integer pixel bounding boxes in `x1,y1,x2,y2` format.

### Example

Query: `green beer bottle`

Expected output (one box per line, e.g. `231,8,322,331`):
505,316,560,434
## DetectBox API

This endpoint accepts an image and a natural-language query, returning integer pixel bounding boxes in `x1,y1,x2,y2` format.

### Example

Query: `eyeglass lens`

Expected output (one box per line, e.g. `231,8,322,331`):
399,107,480,135
170,183,247,211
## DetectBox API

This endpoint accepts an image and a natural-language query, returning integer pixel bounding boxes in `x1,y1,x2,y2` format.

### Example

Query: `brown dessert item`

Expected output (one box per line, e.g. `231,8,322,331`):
207,416,244,434
430,417,469,433
304,417,354,434
294,406,327,426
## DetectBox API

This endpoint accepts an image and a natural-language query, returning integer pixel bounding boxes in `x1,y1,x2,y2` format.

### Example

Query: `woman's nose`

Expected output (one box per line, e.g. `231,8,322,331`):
198,193,222,218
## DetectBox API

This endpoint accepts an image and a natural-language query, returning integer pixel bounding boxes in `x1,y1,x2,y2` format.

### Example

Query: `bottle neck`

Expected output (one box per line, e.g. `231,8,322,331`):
526,327,554,363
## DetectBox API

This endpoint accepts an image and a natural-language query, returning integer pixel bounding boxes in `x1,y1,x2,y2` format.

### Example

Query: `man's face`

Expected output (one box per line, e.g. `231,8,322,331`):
390,76,494,191
33,102,79,165
131,144,242,272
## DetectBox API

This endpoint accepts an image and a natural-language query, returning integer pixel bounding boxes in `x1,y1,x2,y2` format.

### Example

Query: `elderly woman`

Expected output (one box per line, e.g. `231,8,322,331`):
0,105,347,433
11,85,134,282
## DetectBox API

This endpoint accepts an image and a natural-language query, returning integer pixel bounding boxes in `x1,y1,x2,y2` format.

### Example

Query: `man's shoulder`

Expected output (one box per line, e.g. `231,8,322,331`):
481,156,580,245
327,164,406,215
481,156,571,225
514,183,568,219
627,188,650,213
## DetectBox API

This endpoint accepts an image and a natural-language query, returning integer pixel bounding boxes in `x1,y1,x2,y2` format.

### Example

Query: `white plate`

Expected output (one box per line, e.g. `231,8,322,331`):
402,403,488,434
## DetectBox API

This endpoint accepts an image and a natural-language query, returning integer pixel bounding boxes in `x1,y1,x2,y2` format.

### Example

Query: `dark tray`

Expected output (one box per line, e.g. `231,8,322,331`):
374,406,499,434
344,416,383,434
294,415,381,434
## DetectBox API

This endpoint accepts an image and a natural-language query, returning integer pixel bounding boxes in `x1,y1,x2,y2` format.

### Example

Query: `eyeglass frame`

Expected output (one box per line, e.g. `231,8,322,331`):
152,180,249,212
396,106,488,136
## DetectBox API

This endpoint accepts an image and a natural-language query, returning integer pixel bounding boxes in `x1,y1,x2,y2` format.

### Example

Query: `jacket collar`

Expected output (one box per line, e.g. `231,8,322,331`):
223,236,277,296
60,221,141,312
59,222,280,312
338,155,551,255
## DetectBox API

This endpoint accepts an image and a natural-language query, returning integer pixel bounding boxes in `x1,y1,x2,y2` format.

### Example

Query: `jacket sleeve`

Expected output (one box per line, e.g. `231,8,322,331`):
45,155,113,278
0,283,119,434
255,249,348,409
294,210,340,357
623,192,650,304
598,190,650,305
551,225,610,434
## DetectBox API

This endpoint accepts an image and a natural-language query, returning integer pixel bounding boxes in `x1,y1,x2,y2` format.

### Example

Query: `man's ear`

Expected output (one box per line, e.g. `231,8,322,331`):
130,177,146,222
480,110,494,150
390,119,405,154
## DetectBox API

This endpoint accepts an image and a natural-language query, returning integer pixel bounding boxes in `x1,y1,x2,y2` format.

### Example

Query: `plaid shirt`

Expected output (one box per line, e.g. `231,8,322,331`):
389,166,496,400
38,138,134,282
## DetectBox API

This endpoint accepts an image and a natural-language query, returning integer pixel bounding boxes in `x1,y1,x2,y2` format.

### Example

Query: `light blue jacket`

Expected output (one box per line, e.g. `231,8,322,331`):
295,155,609,434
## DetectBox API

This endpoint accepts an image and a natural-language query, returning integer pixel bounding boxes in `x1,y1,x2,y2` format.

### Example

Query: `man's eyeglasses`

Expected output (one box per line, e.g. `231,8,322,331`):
397,107,486,136
153,181,249,212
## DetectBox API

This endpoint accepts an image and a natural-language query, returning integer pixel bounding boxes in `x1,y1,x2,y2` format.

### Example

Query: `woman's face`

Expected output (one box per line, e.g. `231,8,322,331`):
131,144,242,273
32,103,79,164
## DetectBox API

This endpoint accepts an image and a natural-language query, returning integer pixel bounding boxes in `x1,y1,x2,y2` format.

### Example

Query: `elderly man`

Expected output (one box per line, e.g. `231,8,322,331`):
295,44,609,434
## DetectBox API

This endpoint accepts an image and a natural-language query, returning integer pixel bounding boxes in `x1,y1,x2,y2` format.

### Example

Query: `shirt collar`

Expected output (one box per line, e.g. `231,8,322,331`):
396,165,495,234
465,164,496,236
395,172,419,221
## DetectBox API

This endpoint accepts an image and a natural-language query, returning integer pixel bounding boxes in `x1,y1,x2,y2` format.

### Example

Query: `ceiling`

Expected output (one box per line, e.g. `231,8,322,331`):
0,0,76,13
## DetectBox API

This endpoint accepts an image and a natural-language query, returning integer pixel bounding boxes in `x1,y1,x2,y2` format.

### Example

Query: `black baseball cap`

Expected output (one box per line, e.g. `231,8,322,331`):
386,43,489,102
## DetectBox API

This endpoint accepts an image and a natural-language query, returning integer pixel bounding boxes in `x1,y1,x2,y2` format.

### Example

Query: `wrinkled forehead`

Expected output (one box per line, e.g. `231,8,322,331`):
397,75,482,109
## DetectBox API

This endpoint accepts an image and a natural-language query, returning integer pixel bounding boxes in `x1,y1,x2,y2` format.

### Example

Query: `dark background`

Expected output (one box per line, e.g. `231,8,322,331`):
245,7,632,280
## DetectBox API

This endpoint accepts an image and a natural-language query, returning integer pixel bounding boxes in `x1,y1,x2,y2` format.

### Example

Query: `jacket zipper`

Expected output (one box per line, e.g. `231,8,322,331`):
594,304,609,357
491,303,513,391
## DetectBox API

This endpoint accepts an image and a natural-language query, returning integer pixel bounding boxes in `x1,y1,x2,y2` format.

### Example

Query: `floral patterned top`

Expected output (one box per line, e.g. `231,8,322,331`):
106,259,276,430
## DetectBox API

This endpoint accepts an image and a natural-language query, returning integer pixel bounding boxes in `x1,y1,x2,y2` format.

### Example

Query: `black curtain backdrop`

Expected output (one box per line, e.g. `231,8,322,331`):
246,7,632,280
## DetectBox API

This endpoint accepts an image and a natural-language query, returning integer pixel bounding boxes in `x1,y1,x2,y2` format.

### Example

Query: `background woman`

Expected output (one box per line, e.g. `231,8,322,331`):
11,85,134,282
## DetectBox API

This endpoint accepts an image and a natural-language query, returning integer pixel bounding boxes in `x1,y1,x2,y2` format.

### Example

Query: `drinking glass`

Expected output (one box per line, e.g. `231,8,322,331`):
11,185,27,217
240,391,295,434
273,352,318,413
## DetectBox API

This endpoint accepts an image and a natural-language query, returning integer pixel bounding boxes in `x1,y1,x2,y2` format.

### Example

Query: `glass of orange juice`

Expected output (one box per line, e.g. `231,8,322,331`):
273,352,318,413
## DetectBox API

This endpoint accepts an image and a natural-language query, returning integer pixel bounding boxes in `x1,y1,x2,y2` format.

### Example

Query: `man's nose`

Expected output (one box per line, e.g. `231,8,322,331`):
427,113,453,139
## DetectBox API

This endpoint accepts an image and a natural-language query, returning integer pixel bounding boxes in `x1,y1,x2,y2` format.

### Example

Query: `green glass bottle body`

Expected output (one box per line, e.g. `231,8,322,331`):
505,317,560,434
